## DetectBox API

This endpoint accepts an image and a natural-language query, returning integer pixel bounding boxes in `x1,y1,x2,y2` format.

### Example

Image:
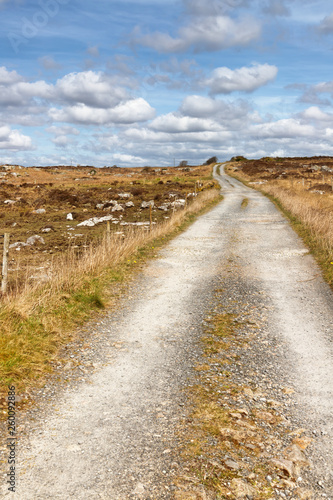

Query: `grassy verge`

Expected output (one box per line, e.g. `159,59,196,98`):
225,165,333,288
0,189,222,403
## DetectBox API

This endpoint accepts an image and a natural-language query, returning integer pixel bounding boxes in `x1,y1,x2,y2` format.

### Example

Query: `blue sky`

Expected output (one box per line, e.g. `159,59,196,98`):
1,0,333,167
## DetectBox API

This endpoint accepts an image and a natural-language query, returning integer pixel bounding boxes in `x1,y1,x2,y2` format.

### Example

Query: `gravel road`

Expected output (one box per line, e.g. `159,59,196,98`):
1,165,332,499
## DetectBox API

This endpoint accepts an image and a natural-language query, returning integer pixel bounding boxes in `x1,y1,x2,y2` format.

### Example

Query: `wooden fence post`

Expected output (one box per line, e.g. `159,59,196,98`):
106,220,111,246
1,233,10,294
149,204,152,232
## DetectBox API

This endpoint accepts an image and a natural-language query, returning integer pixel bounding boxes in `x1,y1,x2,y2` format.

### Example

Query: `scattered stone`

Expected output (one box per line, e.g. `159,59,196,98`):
255,410,277,424
171,199,186,207
158,204,170,211
141,200,154,209
243,387,254,398
292,436,313,450
224,458,241,470
295,488,315,499
96,203,105,209
9,241,28,249
125,201,135,208
4,199,16,205
230,478,256,498
118,193,131,199
270,458,295,478
33,208,46,214
77,215,116,227
26,235,45,246
285,444,311,467
111,204,124,212
67,213,74,220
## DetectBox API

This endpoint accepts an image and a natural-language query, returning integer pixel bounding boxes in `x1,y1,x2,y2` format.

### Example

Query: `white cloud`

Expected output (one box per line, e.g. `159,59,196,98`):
180,95,222,117
204,63,278,95
134,14,261,53
0,66,22,85
0,125,32,150
300,106,333,123
150,112,220,133
49,98,155,125
252,118,316,139
55,71,128,108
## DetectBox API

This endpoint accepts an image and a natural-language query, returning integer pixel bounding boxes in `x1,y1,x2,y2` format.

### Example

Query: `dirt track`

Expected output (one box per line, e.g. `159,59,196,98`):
1,165,332,499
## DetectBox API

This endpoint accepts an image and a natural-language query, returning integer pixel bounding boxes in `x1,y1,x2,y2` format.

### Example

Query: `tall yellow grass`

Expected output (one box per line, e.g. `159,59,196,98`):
262,181,333,257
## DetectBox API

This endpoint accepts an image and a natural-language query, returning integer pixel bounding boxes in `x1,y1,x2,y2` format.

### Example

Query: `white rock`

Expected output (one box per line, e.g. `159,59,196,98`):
118,193,131,198
9,242,28,249
125,201,135,208
4,199,16,205
111,204,124,212
33,208,46,214
26,235,45,246
66,213,74,220
141,200,154,209
77,215,115,227
96,203,104,209
158,204,169,211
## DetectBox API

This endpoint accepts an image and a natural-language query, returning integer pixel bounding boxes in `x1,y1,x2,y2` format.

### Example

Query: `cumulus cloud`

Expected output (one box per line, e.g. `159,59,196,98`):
252,118,315,139
299,106,333,123
49,98,155,125
150,113,220,133
134,14,261,53
204,63,278,95
0,125,32,150
54,71,129,108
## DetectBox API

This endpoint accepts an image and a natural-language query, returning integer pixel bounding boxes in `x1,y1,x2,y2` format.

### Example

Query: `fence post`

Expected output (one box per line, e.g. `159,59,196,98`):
106,220,111,246
1,233,10,294
149,204,152,232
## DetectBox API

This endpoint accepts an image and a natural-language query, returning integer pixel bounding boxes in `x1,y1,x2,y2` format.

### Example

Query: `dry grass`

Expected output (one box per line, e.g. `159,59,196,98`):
0,189,221,399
